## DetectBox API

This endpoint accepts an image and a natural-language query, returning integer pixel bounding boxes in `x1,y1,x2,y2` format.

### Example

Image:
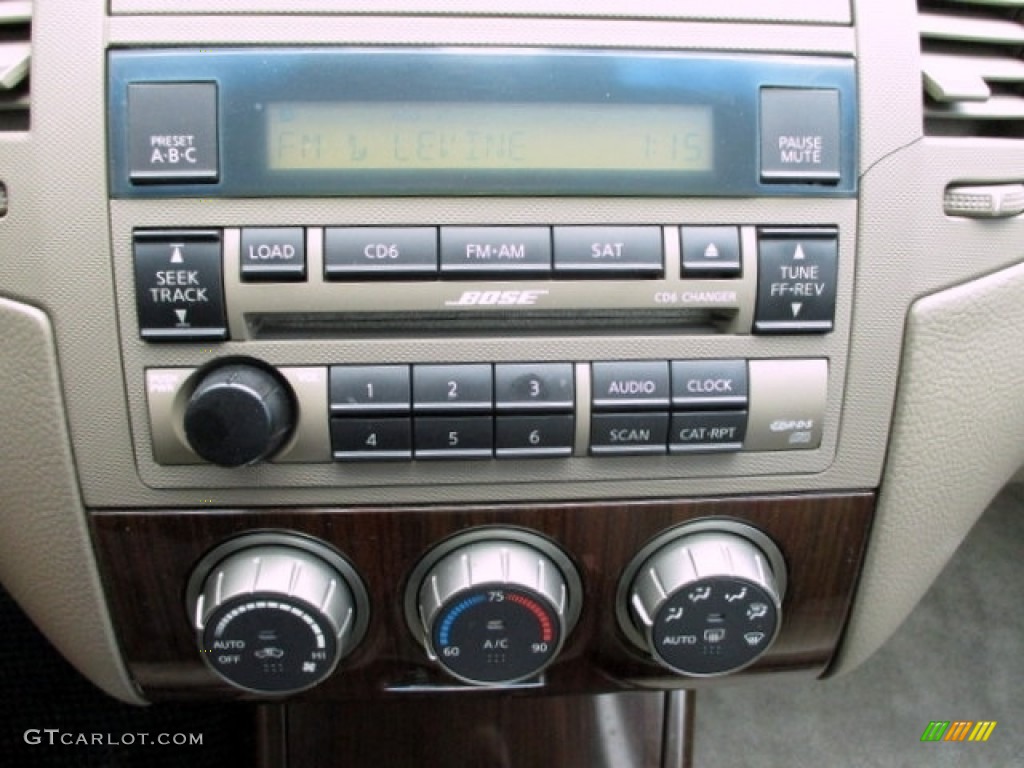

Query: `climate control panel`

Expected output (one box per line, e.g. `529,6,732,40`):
182,521,790,695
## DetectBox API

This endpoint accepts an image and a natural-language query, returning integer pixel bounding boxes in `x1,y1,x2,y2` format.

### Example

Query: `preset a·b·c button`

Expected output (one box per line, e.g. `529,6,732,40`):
134,230,227,341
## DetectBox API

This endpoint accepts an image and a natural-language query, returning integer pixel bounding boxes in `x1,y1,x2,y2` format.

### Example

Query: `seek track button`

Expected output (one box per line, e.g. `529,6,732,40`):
134,230,227,341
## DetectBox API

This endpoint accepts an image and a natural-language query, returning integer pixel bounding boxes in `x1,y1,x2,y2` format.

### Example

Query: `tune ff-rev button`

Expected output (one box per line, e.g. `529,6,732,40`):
754,228,838,334
134,230,227,341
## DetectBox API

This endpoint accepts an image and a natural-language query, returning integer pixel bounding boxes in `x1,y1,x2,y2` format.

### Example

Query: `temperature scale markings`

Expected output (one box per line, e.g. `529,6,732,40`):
507,592,555,643
212,600,325,639
437,594,487,646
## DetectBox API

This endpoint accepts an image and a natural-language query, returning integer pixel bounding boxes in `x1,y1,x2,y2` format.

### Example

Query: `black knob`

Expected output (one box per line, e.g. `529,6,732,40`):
184,363,294,467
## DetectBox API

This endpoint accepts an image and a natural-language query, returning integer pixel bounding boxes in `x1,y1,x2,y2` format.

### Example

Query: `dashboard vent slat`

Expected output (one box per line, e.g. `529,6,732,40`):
919,0,1024,136
0,1,29,131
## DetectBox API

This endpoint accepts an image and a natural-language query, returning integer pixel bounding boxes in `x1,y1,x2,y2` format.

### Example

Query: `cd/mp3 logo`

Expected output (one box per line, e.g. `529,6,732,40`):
920,721,997,743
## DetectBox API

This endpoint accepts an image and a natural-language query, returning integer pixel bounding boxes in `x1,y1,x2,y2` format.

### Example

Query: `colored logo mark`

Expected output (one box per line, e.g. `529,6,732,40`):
920,721,997,743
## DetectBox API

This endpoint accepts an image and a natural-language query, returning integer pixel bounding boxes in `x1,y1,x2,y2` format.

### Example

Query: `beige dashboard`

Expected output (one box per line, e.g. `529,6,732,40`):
0,0,1022,706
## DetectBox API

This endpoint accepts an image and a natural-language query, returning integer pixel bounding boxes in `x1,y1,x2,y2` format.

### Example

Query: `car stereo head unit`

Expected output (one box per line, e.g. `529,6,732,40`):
105,46,857,494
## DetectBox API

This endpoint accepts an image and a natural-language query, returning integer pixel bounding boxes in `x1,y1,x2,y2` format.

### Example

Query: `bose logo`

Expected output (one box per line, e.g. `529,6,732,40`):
444,290,549,307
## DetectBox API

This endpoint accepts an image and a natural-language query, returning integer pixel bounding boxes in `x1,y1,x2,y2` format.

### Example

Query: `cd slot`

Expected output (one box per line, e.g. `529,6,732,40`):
244,309,728,340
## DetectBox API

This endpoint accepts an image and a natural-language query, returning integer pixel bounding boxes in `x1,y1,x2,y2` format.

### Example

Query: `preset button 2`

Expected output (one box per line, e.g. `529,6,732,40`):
413,365,493,412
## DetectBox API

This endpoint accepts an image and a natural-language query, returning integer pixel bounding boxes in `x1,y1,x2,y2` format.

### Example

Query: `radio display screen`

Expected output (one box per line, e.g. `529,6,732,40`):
266,103,713,173
109,49,857,198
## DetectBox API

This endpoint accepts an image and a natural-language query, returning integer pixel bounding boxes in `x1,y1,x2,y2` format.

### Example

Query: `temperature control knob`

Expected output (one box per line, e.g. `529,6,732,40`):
188,533,369,694
184,362,295,467
619,521,786,677
407,530,581,686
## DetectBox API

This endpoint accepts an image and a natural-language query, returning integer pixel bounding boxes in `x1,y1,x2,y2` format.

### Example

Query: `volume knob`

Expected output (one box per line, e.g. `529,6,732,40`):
184,362,295,467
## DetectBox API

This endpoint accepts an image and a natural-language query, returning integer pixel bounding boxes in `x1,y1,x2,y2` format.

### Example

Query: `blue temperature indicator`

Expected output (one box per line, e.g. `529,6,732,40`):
438,594,487,646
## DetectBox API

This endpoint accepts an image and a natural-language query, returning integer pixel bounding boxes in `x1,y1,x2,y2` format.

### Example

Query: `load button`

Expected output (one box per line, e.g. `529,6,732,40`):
134,230,227,341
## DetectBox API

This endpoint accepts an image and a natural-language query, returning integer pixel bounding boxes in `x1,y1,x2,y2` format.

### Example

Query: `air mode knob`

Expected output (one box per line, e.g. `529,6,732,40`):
183,362,295,466
619,521,786,677
406,530,582,686
188,533,369,695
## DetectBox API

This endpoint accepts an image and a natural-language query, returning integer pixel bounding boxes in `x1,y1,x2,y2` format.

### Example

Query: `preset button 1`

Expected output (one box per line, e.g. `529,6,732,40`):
329,365,411,414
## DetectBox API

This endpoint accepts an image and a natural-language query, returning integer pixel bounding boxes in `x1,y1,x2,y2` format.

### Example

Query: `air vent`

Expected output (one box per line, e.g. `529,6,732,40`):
0,1,30,132
919,0,1024,137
